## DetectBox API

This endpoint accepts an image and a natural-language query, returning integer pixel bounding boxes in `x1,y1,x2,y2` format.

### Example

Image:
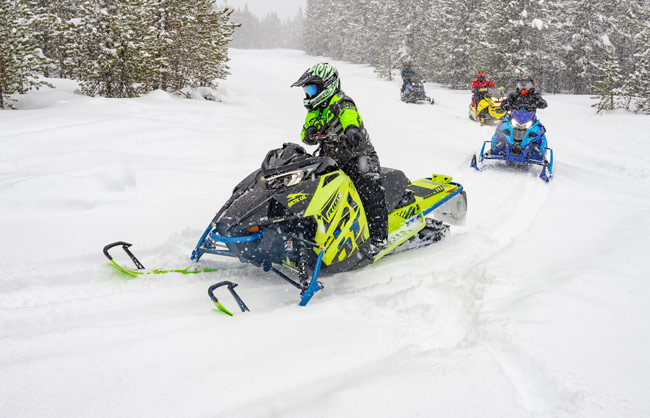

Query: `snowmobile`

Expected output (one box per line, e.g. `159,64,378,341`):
401,78,435,104
189,141,466,310
103,141,466,313
470,108,554,181
469,86,507,124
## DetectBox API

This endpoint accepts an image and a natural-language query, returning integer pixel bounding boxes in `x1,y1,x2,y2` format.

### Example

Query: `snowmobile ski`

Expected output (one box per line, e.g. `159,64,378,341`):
298,250,325,306
208,281,250,316
103,241,232,277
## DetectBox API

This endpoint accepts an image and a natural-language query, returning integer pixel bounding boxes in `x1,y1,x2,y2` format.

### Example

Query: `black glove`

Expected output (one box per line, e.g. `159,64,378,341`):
303,126,318,145
341,126,364,150
500,102,511,111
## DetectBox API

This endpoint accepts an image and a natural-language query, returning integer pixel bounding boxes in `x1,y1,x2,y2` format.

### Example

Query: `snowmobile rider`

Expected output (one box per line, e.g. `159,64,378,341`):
400,63,420,93
471,71,495,109
291,62,388,254
500,75,547,113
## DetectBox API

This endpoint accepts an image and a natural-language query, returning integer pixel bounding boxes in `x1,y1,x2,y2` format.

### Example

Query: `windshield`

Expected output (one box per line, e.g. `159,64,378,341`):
261,143,311,171
488,87,506,99
511,110,536,126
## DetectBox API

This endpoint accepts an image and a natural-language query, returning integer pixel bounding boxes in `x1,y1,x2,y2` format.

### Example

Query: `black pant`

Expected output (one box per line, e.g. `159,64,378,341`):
472,90,484,107
342,152,389,243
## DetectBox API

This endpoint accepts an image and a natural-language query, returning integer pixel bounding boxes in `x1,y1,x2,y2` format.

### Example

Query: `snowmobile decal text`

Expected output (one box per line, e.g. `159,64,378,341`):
326,193,342,222
287,192,309,207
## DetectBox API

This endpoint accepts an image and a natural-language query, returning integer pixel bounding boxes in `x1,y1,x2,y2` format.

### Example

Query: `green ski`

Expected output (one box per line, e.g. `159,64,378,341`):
103,241,239,278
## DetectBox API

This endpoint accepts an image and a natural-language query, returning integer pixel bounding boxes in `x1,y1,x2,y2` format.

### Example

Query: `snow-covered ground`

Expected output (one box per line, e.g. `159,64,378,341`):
2,49,650,418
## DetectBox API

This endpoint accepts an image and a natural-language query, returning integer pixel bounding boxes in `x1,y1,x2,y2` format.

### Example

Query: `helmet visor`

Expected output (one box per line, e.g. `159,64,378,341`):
303,84,318,98
517,80,533,91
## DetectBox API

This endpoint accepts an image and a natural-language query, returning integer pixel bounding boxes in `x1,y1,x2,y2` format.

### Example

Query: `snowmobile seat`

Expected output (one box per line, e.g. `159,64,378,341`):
381,168,415,212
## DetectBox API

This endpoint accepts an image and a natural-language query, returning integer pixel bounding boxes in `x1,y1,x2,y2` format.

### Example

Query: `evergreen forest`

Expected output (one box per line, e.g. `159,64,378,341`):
1,0,648,112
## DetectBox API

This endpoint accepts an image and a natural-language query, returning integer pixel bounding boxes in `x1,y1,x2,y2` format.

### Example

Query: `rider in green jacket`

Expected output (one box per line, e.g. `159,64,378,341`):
292,63,388,253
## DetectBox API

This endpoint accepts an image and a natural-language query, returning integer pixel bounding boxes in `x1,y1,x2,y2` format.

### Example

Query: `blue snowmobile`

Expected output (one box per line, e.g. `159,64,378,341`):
470,109,553,181
401,78,434,104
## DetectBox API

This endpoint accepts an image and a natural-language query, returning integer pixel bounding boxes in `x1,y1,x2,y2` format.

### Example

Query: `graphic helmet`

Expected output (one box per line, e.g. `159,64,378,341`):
476,71,486,82
291,63,340,110
517,75,535,95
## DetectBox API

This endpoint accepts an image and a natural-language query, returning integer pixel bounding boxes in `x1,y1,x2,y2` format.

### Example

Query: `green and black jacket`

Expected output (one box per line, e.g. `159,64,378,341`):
300,91,375,164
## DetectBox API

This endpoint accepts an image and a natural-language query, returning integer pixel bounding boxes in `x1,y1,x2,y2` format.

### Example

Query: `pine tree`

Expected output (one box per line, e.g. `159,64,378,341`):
63,0,236,97
620,1,650,113
230,5,258,49
370,0,403,80
31,0,78,78
185,5,236,89
436,0,479,89
559,0,609,94
0,0,52,109
69,0,154,98
591,46,624,113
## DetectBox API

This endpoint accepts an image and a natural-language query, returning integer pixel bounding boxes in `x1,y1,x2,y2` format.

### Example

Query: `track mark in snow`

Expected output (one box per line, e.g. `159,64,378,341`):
485,338,583,414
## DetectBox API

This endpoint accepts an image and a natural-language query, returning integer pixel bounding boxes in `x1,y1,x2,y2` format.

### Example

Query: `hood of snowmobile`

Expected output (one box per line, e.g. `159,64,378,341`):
214,175,321,237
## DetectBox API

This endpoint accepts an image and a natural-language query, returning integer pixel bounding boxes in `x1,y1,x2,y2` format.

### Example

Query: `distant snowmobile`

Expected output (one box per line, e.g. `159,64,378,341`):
105,142,467,314
471,109,554,181
401,78,435,104
469,86,507,124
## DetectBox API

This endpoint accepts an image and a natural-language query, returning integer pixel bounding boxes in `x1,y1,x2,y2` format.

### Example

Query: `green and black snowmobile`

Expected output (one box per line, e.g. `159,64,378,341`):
194,142,466,307
104,142,467,313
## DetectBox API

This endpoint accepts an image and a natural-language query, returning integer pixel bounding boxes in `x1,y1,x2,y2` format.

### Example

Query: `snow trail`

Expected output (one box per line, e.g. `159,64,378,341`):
1,49,649,418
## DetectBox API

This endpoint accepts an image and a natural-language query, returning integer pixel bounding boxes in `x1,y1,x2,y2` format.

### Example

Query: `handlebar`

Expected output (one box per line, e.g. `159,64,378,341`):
314,132,341,157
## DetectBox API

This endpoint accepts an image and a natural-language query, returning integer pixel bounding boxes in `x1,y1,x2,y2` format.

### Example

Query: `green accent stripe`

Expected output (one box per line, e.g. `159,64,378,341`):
110,259,140,277
108,261,244,278
214,301,234,316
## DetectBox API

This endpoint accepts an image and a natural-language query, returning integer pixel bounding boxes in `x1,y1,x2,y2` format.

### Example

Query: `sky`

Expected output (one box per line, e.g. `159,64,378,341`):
219,0,306,19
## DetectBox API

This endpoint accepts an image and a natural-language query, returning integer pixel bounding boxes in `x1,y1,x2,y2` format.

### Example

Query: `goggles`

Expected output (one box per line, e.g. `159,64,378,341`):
303,84,318,98
517,81,533,91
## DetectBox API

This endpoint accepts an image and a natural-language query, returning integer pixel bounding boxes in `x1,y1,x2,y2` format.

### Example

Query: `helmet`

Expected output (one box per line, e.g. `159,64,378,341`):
291,63,340,110
404,63,411,70
517,75,534,95
476,71,486,82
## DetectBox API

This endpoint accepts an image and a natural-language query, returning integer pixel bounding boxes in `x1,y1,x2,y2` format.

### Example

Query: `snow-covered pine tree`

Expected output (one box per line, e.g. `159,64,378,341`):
67,0,235,97
30,0,78,78
183,4,236,90
287,8,305,50
407,0,441,84
230,5,258,49
0,0,52,109
620,0,650,113
302,0,331,57
230,6,303,50
70,0,155,98
435,0,479,89
485,0,543,87
591,45,624,113
370,0,404,80
559,0,610,94
530,0,568,93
